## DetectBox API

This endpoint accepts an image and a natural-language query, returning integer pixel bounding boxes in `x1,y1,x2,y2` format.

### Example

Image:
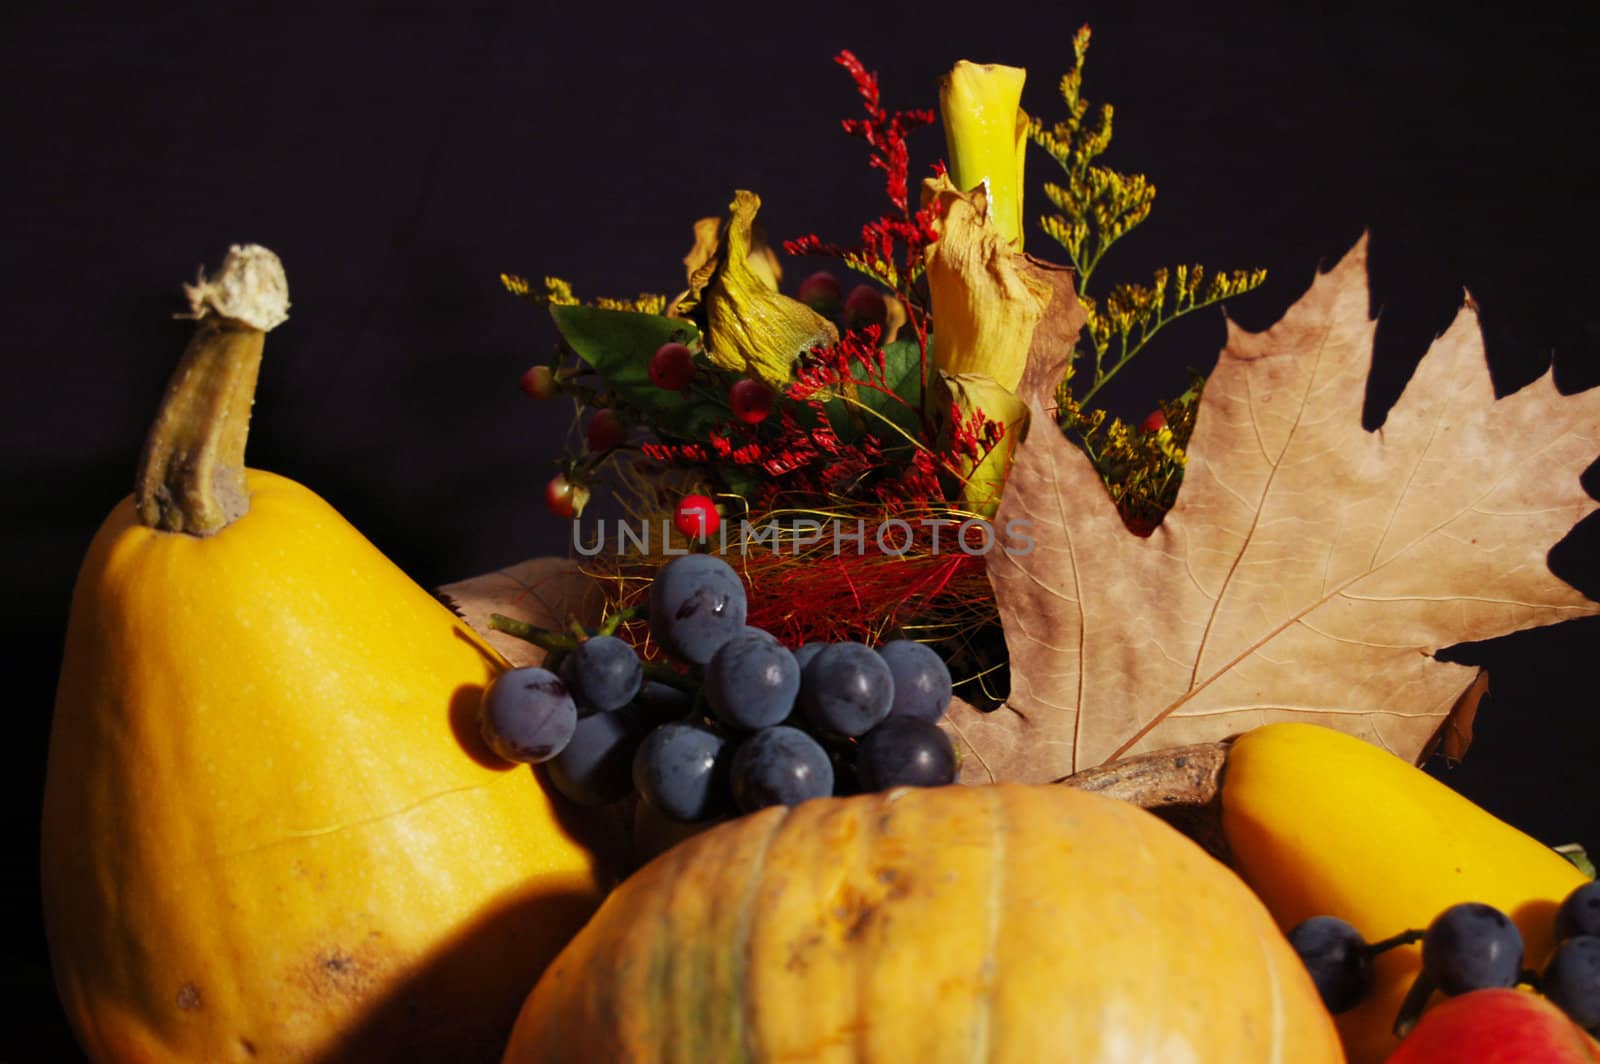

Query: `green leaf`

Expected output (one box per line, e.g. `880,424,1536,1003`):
823,338,927,442
719,467,764,506
862,338,927,432
550,305,731,437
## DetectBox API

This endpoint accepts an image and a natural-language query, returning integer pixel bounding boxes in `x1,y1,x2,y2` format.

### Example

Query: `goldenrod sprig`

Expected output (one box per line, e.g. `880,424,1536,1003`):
1078,263,1267,406
1057,370,1206,533
1032,24,1266,409
1030,25,1149,292
501,273,667,315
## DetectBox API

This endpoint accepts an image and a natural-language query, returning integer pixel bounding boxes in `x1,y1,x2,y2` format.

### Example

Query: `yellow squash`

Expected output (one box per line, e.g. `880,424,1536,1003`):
504,783,1344,1063
1221,721,1589,1064
42,246,603,1062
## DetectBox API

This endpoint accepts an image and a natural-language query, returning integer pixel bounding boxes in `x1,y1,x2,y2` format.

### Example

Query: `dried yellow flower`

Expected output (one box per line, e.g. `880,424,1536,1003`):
922,174,1054,394
702,190,837,384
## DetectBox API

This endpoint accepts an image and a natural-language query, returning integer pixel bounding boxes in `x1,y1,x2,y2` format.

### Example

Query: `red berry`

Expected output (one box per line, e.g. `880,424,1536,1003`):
1124,514,1161,537
521,364,556,399
729,378,773,424
797,271,843,316
649,342,696,391
544,473,590,519
844,284,887,331
674,494,720,539
587,408,626,452
1140,409,1167,434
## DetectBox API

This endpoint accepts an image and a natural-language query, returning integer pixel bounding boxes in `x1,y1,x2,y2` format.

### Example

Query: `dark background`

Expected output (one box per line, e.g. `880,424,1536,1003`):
5,2,1597,1056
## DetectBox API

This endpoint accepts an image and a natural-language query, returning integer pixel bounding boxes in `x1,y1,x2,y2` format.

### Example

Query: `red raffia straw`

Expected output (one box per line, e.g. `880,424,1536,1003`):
591,538,994,658
737,546,990,648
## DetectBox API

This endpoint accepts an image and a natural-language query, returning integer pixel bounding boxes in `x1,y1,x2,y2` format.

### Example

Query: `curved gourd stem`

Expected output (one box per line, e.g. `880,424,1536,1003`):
134,245,289,535
1058,739,1232,862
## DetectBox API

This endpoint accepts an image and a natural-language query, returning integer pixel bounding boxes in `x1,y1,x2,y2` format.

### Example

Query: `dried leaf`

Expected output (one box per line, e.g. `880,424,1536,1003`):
672,211,785,318
1014,253,1084,413
1431,669,1490,763
946,235,1600,782
703,190,837,383
437,557,606,669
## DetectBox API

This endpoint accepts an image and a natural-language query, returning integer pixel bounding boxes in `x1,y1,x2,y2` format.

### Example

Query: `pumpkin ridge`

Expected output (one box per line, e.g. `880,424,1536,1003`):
651,835,700,1061
850,793,891,1064
737,805,792,1064
976,784,1008,1064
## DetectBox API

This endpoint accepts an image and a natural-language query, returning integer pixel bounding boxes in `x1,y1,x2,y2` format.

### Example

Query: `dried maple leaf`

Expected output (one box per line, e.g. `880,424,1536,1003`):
945,235,1600,783
436,557,606,669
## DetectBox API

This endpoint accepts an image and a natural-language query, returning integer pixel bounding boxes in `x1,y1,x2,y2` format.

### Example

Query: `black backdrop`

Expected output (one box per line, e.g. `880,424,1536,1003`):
5,1,1598,1055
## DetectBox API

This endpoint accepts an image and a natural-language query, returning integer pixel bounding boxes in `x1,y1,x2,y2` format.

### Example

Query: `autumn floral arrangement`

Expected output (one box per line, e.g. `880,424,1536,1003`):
448,21,1600,790
480,28,1267,712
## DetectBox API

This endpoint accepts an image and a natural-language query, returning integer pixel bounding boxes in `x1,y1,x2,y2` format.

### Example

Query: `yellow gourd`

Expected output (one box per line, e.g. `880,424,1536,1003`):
42,246,603,1062
1221,721,1589,1064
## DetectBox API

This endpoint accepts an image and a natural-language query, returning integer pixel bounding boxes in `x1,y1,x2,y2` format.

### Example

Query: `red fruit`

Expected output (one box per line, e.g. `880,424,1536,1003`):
797,271,843,316
673,494,720,540
544,473,590,519
729,378,773,424
844,284,887,331
587,408,626,452
1140,408,1167,433
1386,988,1600,1064
1124,514,1161,537
649,342,696,391
521,364,556,399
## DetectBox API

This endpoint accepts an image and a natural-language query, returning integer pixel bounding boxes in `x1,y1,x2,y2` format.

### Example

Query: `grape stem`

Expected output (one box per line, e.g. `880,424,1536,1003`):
488,613,575,652
1365,929,1424,956
643,661,697,693
486,611,697,693
598,607,639,637
1392,970,1436,1039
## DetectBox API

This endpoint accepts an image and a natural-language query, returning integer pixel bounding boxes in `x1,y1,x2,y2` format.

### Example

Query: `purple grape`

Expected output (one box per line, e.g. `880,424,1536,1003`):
705,632,800,730
560,634,642,713
876,640,953,722
1543,935,1600,1032
631,679,692,725
546,708,640,806
1557,881,1600,942
856,716,956,791
647,554,747,665
799,642,894,737
730,726,833,813
631,722,732,822
479,666,577,764
791,642,826,672
1422,902,1524,995
1287,916,1373,1013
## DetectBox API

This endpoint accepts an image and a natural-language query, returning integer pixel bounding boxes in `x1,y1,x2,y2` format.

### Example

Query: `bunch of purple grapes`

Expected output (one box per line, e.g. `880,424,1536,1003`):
1287,880,1600,1035
477,553,959,826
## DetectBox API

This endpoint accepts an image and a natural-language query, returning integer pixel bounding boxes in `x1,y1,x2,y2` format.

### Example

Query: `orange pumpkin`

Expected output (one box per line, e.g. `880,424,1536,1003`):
503,783,1345,1063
